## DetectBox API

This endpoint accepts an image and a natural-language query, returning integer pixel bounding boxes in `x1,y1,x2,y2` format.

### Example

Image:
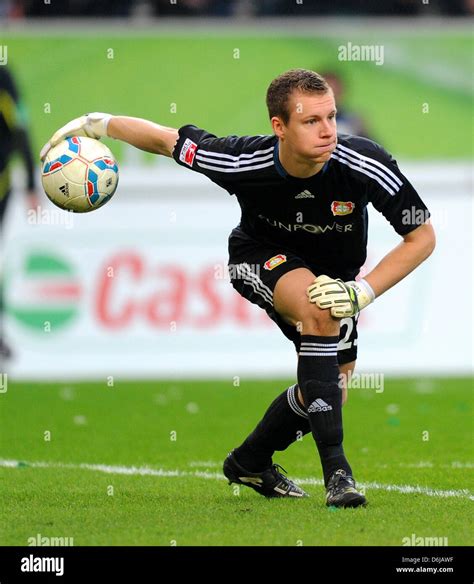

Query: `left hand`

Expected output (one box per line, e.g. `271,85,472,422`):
40,112,112,160
307,275,375,318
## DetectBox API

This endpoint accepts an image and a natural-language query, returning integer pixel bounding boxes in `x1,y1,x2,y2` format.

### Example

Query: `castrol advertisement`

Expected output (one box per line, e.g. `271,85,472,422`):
3,164,471,378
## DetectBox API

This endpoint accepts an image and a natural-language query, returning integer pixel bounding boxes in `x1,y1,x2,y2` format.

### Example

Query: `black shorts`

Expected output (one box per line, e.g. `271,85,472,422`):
228,227,358,366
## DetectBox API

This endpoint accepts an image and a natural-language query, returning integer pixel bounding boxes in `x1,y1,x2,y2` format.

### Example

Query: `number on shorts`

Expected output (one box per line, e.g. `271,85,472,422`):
338,316,358,351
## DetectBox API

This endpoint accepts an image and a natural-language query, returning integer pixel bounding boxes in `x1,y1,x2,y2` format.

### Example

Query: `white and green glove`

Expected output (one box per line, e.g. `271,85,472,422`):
40,112,112,159
307,274,375,318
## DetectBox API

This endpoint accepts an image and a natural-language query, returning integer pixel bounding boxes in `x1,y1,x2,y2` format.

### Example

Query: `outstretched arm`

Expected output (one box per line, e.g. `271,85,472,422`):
107,116,179,157
40,112,179,159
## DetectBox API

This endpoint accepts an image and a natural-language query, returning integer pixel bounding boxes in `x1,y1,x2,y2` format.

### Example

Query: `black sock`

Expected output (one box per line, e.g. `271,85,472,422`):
297,335,352,486
233,384,311,472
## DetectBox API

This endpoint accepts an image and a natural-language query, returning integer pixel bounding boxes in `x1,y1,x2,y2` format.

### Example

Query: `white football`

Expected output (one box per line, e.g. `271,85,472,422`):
41,136,119,213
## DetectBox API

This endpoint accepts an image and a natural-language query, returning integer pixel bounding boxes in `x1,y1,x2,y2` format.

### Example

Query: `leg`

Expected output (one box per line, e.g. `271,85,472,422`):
274,268,352,483
274,269,366,506
297,359,357,407
233,382,310,472
233,358,357,477
223,380,310,498
223,234,364,503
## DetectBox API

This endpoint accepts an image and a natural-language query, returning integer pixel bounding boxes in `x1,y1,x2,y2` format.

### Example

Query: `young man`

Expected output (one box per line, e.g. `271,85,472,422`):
40,69,435,508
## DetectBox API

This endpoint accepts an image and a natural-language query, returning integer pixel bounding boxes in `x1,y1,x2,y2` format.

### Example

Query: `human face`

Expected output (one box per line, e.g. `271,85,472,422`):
274,90,337,164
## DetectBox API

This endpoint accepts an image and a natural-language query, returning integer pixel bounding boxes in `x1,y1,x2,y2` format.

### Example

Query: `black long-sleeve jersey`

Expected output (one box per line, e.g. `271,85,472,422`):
172,124,429,279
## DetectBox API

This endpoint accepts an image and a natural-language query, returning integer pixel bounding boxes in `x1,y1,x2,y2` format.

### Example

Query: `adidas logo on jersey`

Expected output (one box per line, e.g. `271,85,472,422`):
295,189,314,199
307,398,333,413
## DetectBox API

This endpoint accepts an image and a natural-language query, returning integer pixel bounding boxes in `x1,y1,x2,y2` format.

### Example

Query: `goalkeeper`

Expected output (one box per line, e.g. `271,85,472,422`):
40,69,435,508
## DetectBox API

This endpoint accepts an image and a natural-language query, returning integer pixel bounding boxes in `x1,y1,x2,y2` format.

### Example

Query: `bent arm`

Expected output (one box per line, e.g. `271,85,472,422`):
364,222,436,298
107,116,179,158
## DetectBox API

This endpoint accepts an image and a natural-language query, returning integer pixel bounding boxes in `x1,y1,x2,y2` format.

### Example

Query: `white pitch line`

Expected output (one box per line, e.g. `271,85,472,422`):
0,459,472,501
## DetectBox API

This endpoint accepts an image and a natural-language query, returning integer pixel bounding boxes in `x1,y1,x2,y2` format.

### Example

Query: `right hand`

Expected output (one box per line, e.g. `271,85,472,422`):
307,274,359,318
40,112,112,160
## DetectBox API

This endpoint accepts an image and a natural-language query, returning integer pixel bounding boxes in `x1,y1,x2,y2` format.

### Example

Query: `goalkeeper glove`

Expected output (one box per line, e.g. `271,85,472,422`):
307,274,375,318
40,112,112,159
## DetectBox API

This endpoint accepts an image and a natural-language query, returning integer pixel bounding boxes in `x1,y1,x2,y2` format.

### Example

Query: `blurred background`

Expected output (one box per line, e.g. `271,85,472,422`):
1,2,472,380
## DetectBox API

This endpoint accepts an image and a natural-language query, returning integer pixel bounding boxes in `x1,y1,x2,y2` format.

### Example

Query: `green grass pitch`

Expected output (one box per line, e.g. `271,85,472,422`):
1,377,472,546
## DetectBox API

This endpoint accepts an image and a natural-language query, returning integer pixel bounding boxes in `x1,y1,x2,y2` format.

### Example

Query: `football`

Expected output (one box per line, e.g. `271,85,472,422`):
41,136,119,212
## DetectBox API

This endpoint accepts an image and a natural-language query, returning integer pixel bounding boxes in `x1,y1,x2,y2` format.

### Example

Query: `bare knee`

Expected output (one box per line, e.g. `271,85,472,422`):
299,304,339,336
273,268,340,336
